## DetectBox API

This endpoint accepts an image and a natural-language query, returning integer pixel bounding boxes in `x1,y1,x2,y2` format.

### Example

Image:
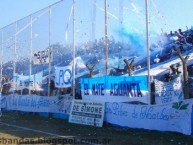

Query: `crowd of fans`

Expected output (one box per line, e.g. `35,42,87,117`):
152,27,193,98
1,26,193,98
154,27,193,64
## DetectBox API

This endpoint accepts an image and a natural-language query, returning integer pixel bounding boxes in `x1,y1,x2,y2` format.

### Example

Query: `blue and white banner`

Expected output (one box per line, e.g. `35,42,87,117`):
154,77,183,104
33,48,52,65
55,66,72,88
0,93,1,114
5,94,72,114
81,76,150,104
0,95,6,109
69,99,105,127
105,99,193,135
10,72,43,91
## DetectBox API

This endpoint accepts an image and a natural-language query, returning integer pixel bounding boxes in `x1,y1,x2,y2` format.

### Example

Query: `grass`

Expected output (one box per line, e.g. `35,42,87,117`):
0,111,192,145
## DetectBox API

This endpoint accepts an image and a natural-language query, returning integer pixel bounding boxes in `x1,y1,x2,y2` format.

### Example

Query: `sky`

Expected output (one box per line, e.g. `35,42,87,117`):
0,0,193,54
148,0,193,33
0,0,193,34
0,0,193,31
0,0,60,29
0,0,193,73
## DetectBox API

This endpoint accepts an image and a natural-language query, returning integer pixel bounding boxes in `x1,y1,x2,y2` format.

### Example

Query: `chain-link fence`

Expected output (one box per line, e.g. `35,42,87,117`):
0,0,192,97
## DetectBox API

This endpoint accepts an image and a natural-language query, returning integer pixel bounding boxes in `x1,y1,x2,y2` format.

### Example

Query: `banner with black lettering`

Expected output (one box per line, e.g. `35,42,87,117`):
154,77,183,104
55,66,72,88
81,76,150,104
69,99,105,127
33,48,52,65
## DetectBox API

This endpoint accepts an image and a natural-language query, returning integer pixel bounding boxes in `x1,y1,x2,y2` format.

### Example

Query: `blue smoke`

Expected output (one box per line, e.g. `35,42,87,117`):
117,27,146,56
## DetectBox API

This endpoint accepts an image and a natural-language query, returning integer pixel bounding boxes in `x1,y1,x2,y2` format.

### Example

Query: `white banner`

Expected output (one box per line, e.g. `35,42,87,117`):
55,66,72,88
81,76,150,104
33,48,51,65
0,95,6,108
69,99,105,127
105,99,193,135
11,72,43,91
0,93,1,114
154,77,183,104
5,94,72,114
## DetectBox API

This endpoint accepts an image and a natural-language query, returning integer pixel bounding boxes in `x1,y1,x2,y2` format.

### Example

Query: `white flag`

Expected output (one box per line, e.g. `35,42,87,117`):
70,56,86,68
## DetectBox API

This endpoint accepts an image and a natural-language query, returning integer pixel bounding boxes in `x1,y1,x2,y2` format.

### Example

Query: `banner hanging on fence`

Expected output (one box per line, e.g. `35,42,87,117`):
6,94,72,114
0,96,6,108
33,48,52,65
105,99,193,135
0,93,1,114
154,77,183,104
81,76,150,104
69,99,105,127
10,72,43,91
55,66,72,88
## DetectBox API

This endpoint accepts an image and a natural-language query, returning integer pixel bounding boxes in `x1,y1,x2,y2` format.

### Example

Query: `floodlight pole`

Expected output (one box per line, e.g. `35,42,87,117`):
145,0,152,104
29,15,33,95
48,6,51,96
1,31,3,93
119,0,123,41
72,0,76,99
13,22,18,95
0,31,3,111
105,0,109,75
92,0,96,40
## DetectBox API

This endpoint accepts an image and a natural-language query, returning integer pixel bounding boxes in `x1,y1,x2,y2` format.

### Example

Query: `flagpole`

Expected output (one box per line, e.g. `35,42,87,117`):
48,6,51,96
105,0,108,75
145,0,151,104
72,0,76,99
